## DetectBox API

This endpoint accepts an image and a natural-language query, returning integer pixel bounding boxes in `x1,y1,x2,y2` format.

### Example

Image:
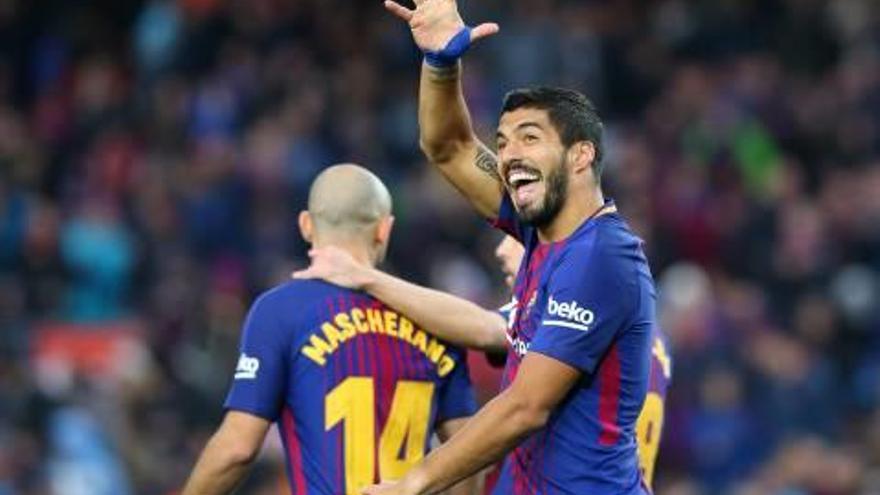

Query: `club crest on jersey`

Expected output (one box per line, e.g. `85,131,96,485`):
499,297,518,329
234,353,260,380
507,333,530,358
542,295,595,332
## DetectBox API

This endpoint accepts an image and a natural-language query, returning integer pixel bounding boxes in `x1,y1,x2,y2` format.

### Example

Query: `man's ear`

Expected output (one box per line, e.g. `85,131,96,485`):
298,211,314,244
375,215,395,246
569,141,596,175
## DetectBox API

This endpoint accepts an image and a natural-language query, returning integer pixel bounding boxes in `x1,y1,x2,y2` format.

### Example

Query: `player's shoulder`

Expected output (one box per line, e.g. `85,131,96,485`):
560,213,645,270
247,280,366,342
252,279,356,312
594,212,644,251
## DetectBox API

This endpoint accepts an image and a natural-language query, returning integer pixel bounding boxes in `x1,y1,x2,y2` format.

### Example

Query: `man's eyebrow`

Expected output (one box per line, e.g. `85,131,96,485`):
497,121,544,139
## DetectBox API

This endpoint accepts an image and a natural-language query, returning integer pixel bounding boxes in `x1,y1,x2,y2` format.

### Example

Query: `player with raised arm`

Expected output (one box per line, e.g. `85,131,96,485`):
295,235,672,491
355,0,660,494
182,165,477,495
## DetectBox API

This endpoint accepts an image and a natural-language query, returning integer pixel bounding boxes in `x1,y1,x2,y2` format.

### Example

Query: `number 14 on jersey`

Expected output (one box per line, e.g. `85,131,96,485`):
326,378,435,494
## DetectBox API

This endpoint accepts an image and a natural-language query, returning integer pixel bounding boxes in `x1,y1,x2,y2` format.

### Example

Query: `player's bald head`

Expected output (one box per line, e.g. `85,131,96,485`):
307,164,392,237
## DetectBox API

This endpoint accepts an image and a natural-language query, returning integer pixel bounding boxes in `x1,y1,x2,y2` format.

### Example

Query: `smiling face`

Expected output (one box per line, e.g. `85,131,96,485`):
496,107,571,228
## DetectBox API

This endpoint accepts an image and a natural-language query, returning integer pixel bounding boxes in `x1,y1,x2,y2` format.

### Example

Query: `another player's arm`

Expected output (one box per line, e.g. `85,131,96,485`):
181,411,270,495
294,247,508,353
365,353,581,495
437,418,480,495
419,62,503,219
363,267,507,352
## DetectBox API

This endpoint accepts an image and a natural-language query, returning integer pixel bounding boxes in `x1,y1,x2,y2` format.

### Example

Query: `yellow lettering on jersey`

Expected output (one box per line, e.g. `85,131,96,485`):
398,316,414,343
426,338,445,364
302,334,333,365
335,313,357,339
351,308,369,334
322,323,344,349
383,310,399,337
437,355,454,377
299,309,459,376
366,308,384,334
411,330,428,354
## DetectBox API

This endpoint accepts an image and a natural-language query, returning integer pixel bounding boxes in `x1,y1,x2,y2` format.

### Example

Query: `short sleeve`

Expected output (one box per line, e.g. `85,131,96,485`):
436,352,477,422
528,246,634,375
224,293,289,420
489,195,529,243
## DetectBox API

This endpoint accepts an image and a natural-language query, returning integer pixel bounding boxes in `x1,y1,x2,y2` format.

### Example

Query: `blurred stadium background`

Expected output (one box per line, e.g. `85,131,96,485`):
1,0,879,493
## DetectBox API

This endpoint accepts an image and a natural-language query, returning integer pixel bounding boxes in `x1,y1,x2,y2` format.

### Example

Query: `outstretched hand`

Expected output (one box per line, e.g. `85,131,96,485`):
291,246,373,290
384,0,499,53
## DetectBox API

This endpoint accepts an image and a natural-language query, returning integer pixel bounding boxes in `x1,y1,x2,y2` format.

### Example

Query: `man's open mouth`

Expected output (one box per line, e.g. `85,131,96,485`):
506,167,541,192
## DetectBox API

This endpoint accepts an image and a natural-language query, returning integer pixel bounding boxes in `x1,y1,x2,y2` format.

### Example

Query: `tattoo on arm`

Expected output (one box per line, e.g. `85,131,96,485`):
426,63,460,83
475,145,501,182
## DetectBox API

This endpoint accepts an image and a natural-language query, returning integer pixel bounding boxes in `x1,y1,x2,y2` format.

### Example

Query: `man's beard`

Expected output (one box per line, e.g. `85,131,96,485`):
517,158,568,228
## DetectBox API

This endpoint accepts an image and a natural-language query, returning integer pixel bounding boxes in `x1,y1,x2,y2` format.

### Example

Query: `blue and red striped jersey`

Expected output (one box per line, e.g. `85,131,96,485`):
224,280,476,495
491,196,656,495
636,327,672,490
495,303,672,492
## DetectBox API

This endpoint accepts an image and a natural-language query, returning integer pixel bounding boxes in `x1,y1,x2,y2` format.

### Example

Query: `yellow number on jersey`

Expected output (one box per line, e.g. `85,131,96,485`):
637,336,671,488
325,377,375,493
379,381,434,480
325,378,435,494
636,392,664,488
653,337,672,380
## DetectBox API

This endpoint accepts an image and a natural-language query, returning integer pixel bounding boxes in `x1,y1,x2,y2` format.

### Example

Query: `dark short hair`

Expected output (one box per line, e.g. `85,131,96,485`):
501,86,605,178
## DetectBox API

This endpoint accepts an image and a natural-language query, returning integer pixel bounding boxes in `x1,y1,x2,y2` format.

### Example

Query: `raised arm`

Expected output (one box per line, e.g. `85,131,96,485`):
293,247,508,353
419,62,502,218
386,0,503,219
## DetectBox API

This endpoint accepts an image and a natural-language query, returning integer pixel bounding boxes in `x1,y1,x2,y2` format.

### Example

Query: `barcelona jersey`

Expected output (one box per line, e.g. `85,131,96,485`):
636,328,672,490
491,196,657,494
224,280,476,495
498,299,672,492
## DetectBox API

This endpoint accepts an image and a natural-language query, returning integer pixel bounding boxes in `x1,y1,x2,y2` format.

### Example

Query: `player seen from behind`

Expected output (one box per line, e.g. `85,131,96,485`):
182,164,477,495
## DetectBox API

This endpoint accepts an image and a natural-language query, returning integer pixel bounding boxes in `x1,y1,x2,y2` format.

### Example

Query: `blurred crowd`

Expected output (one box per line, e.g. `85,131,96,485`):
1,0,879,493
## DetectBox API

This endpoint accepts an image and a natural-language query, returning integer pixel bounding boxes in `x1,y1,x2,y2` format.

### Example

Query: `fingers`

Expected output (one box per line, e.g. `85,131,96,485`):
470,22,500,42
361,485,385,495
383,0,414,22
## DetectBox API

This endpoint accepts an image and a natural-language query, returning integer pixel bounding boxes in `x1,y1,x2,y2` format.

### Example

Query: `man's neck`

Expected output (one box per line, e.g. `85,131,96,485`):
315,239,375,266
537,187,606,243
